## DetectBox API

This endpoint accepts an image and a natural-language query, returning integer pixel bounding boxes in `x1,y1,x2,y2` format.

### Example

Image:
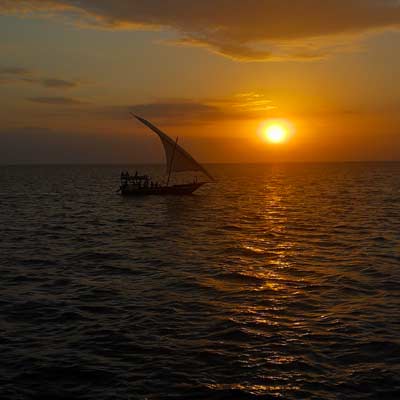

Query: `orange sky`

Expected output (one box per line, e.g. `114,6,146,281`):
0,1,400,163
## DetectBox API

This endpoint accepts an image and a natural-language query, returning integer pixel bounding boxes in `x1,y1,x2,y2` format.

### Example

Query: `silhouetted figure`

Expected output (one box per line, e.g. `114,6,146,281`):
121,171,129,182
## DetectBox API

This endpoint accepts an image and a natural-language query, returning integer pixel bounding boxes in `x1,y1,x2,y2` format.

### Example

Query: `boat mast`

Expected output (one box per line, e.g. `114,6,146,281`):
166,137,178,186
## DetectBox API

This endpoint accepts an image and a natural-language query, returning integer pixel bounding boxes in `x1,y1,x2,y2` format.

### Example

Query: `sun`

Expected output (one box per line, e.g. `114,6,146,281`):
258,119,294,144
265,124,287,143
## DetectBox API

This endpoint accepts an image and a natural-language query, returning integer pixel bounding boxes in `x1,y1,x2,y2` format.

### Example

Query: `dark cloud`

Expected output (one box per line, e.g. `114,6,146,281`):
0,66,32,75
40,78,78,88
0,67,31,85
19,93,272,124
1,76,80,88
91,102,227,125
0,65,81,88
27,96,88,105
95,94,274,124
2,0,400,60
129,101,222,122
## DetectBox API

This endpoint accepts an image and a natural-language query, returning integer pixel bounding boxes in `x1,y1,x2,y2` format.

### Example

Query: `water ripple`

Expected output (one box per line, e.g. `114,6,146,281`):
0,163,399,399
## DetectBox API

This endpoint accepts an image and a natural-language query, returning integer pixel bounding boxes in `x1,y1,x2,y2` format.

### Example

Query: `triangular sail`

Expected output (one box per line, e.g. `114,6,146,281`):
132,114,214,181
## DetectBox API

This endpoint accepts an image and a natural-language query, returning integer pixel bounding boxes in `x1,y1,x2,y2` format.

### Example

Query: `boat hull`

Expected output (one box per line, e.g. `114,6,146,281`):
120,182,205,196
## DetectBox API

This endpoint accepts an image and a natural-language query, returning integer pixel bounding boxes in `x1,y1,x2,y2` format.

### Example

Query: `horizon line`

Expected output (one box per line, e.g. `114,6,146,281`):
1,160,399,167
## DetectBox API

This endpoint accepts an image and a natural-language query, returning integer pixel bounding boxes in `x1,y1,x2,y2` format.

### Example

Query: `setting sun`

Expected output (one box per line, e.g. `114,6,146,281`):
258,119,294,144
265,125,287,143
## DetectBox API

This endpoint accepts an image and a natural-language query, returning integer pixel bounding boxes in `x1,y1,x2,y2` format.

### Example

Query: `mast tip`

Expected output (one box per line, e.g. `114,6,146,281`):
129,112,141,120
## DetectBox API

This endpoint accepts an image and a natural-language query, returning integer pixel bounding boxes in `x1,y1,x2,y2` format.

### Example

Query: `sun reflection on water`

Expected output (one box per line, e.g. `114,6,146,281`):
206,382,301,396
194,168,318,398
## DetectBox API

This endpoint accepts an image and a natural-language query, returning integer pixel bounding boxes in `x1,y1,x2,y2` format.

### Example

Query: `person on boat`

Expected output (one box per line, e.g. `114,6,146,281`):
121,171,128,181
120,172,128,190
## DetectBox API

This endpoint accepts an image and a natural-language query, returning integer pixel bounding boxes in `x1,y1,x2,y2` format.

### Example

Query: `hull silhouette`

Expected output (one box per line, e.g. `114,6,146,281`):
120,182,205,196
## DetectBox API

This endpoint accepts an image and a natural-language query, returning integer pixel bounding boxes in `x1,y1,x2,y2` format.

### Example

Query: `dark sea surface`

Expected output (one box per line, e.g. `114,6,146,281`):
1,163,400,400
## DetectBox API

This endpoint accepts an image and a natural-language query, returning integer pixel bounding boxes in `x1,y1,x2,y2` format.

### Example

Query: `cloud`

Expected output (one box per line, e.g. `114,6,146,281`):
129,101,222,122
1,1,400,60
27,96,88,105
94,93,274,124
31,92,273,123
0,66,32,75
90,102,223,124
0,66,32,84
0,65,81,88
40,78,78,88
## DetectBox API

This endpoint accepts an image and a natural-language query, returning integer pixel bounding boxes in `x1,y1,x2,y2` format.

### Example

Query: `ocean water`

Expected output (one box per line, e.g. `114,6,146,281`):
0,163,399,400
